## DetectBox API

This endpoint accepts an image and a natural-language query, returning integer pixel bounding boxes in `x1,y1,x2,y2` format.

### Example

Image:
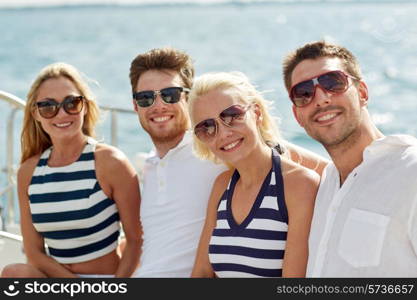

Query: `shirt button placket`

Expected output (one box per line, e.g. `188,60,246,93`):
156,160,168,205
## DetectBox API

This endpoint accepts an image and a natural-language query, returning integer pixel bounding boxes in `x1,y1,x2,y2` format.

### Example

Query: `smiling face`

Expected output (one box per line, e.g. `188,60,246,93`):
134,69,189,145
291,56,368,148
34,76,86,142
191,87,261,166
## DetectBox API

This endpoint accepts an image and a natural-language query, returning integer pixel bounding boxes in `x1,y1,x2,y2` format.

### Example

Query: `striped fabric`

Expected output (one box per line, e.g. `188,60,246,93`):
209,149,288,277
28,137,120,264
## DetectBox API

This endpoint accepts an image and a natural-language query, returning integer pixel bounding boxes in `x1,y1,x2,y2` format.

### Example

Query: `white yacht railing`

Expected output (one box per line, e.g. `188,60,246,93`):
0,91,25,232
0,90,136,232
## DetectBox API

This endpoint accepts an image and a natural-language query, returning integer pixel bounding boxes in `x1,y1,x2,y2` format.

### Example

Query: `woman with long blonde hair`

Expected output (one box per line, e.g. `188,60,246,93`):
1,63,142,278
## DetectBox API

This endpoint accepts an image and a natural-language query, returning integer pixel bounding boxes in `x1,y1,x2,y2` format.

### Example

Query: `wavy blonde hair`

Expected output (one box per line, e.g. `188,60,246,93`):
188,71,285,163
21,62,99,163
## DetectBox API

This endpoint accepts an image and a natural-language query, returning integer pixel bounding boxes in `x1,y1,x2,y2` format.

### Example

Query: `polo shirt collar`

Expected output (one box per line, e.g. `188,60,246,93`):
146,131,193,164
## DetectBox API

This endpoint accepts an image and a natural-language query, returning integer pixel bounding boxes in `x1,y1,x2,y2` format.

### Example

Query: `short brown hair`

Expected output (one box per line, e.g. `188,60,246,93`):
129,47,194,93
282,40,363,92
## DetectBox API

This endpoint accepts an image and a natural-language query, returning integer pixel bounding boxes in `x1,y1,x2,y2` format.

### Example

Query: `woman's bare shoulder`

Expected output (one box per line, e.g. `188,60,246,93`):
95,143,127,161
208,169,234,206
213,170,234,190
94,143,134,172
280,157,320,204
18,154,42,182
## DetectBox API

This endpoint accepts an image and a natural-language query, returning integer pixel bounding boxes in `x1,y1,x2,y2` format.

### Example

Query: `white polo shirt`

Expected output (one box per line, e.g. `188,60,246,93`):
307,135,417,277
133,131,227,277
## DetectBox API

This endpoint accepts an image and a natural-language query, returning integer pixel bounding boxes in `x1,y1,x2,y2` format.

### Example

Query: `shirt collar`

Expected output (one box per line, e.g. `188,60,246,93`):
363,134,417,161
146,131,193,164
176,130,193,150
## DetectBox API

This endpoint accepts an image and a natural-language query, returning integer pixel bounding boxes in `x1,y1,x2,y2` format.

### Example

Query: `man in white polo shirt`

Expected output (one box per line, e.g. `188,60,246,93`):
283,40,417,277
128,47,226,277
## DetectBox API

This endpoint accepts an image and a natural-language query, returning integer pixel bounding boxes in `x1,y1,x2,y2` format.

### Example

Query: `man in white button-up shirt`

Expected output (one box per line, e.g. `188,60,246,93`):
282,40,417,277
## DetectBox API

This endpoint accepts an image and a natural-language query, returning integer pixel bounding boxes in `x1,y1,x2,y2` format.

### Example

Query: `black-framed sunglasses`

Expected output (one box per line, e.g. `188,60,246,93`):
35,95,85,119
194,104,252,143
289,70,358,107
133,86,190,108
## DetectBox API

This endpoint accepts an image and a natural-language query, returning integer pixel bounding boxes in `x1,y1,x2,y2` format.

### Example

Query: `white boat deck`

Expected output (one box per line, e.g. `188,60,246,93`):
0,225,26,272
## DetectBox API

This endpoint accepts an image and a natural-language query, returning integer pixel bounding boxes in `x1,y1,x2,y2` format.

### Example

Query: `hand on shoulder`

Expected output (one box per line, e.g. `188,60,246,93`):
283,141,329,176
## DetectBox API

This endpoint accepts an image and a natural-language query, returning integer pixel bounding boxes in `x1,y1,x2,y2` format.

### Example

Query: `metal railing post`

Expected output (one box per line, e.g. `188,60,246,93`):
6,108,19,225
111,110,118,147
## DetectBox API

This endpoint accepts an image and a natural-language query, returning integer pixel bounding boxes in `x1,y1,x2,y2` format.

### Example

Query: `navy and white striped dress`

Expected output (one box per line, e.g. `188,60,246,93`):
28,137,120,264
208,149,288,277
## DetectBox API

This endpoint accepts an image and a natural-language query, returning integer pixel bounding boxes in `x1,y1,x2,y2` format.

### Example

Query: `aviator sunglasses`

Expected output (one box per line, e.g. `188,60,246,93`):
194,104,252,142
133,86,190,108
35,95,85,119
289,70,358,107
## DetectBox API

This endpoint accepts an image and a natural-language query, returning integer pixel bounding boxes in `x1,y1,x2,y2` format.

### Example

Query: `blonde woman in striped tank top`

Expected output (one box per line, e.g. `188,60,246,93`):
1,63,142,278
189,72,322,277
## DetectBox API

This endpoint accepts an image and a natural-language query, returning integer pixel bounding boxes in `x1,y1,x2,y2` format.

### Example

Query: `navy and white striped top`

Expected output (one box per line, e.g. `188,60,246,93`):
28,137,120,264
208,149,288,277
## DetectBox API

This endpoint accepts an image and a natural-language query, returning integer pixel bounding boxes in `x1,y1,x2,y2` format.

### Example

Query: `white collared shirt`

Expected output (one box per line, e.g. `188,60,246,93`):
133,131,227,277
307,135,417,277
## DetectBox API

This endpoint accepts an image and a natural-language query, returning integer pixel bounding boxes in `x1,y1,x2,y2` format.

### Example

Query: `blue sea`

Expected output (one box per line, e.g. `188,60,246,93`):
1,0,417,215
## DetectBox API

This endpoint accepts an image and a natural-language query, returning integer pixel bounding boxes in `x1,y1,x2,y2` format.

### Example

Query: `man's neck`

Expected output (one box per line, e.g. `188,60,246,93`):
153,132,186,159
326,119,384,186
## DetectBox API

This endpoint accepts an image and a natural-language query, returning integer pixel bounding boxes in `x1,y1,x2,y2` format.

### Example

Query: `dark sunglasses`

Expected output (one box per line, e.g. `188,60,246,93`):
133,86,190,108
35,95,85,119
194,104,252,142
289,70,358,107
